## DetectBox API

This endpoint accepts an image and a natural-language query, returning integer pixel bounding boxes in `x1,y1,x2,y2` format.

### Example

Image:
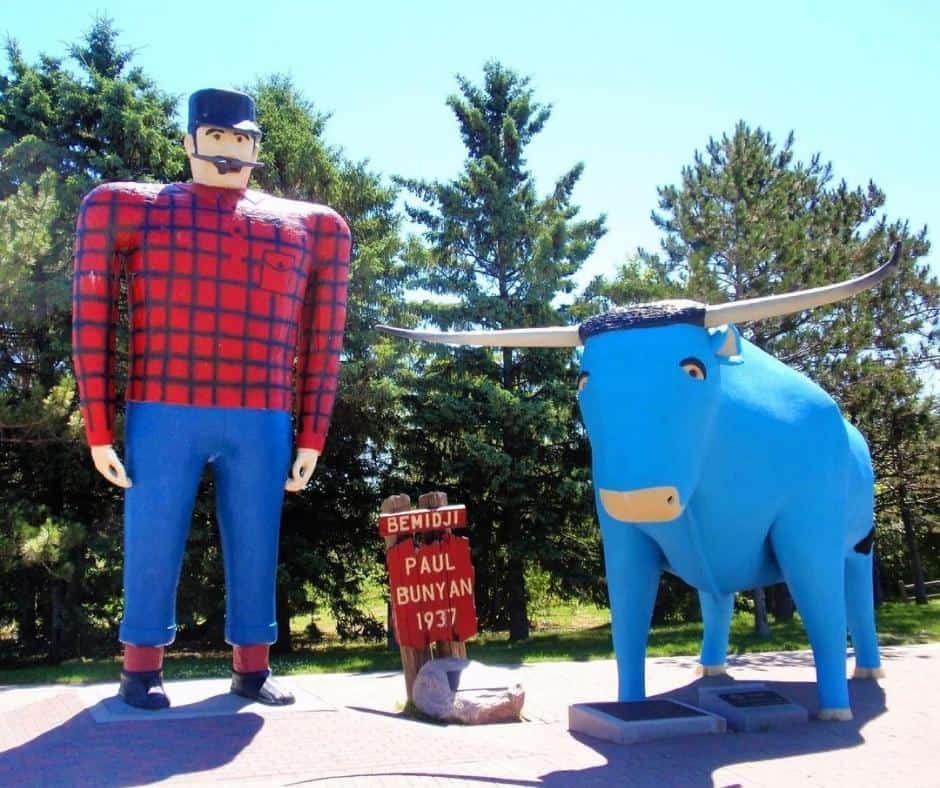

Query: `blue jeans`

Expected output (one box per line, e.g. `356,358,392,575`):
119,402,291,647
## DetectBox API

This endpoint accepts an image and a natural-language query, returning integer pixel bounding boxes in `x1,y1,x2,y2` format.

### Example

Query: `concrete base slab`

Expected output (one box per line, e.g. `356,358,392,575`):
77,677,335,722
697,682,808,732
569,699,726,744
3,645,939,786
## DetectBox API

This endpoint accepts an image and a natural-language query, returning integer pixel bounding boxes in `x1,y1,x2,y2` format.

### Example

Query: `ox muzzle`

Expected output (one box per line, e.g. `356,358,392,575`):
599,486,683,523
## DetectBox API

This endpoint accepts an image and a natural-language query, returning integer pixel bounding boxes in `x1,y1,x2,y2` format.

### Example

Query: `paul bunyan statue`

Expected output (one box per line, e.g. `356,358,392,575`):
72,88,351,709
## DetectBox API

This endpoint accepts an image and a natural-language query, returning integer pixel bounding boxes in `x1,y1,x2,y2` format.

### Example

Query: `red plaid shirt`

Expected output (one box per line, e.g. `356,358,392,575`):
72,181,351,452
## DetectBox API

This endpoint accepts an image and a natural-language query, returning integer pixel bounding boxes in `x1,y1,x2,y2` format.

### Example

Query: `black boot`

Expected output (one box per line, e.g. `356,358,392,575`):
119,669,170,710
230,669,295,705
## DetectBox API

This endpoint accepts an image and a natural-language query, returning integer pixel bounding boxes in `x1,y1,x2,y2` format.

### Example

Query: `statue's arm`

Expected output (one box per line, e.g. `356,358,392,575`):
72,184,140,487
286,211,351,492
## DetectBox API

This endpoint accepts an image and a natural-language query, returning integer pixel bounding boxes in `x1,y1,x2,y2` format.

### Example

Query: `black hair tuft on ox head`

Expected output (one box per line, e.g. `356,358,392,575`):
579,300,707,341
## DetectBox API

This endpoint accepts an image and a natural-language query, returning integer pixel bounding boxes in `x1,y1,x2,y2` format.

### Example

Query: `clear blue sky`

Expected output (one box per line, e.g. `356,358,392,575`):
5,1,938,286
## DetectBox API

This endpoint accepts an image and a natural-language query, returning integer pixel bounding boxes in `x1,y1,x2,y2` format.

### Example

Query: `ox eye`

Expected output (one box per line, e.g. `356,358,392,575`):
680,357,707,380
577,372,589,392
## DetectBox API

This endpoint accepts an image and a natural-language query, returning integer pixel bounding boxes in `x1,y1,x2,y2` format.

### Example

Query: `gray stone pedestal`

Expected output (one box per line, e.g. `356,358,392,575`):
696,682,808,732
569,699,726,744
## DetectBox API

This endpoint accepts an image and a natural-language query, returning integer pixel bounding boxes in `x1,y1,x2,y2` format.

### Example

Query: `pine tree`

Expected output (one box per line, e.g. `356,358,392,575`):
0,28,408,658
246,75,407,648
0,18,185,659
394,62,605,640
585,122,938,620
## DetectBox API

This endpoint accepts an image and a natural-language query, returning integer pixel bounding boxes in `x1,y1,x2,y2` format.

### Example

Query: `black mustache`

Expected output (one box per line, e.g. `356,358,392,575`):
191,153,265,175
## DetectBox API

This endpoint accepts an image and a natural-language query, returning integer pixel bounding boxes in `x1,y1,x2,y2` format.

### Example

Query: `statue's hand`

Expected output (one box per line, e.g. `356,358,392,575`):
285,448,320,493
90,445,133,489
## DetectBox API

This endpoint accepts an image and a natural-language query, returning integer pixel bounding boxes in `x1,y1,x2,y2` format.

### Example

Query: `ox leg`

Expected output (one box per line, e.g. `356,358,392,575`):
601,526,662,701
697,591,733,676
846,551,883,678
771,515,851,719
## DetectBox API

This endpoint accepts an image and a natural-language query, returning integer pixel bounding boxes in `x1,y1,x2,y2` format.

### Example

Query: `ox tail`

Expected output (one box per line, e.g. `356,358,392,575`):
842,421,882,674
854,527,875,555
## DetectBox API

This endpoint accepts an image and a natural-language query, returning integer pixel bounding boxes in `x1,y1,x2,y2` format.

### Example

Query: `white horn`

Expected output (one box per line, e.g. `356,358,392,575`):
703,242,901,327
376,324,582,347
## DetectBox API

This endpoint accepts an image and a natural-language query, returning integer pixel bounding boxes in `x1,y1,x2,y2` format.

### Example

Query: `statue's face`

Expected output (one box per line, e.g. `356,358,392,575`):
194,126,257,162
184,126,259,188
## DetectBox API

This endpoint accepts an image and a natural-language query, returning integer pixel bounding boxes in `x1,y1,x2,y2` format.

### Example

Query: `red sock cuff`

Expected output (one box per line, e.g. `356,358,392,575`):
123,645,164,672
233,644,270,673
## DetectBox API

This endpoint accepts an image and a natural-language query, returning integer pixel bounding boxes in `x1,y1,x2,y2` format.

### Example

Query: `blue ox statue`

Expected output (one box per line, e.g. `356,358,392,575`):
378,245,900,721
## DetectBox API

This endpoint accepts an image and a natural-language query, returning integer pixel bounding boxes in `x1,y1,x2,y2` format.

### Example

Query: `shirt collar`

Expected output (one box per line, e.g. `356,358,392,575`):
181,182,248,207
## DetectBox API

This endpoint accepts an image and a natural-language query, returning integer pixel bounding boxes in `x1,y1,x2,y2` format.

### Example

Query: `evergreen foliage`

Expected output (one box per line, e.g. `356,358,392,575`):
0,20,935,663
394,62,606,640
0,23,406,659
583,122,939,613
0,19,185,659
247,75,407,647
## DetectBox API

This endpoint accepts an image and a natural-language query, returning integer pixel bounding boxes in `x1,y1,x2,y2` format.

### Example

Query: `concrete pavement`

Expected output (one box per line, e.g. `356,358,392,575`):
1,643,938,787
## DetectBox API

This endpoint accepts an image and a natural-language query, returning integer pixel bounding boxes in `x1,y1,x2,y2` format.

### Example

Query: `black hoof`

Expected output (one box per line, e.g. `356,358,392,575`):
119,669,170,710
230,669,295,706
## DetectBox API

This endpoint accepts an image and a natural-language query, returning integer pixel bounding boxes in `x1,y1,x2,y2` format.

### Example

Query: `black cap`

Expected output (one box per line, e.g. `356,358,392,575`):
187,88,261,137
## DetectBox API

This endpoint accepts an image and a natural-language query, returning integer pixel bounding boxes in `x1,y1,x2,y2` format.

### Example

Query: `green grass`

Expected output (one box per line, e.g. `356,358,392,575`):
1,599,937,686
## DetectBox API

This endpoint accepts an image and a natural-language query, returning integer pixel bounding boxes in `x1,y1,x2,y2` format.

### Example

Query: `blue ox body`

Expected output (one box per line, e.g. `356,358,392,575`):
378,249,897,720
577,305,880,719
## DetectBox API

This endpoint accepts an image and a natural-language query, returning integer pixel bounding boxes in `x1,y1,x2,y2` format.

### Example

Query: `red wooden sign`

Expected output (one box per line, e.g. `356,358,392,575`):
378,505,467,538
386,534,478,650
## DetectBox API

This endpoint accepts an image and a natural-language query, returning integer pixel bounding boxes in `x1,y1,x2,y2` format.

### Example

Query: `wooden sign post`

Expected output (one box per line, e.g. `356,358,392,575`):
380,491,478,702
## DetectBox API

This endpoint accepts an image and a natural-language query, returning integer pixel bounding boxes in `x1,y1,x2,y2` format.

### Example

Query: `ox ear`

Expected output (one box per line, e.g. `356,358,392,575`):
708,324,743,363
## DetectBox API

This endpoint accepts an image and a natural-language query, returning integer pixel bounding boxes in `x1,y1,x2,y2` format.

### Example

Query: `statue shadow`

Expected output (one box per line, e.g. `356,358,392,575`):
540,669,888,788
0,692,264,787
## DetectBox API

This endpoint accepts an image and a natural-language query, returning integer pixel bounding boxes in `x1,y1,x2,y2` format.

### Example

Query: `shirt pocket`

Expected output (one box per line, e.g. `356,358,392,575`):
258,249,300,295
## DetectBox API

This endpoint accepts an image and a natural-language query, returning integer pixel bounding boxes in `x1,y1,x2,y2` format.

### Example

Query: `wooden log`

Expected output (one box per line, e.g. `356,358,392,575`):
434,640,468,659
418,492,471,661
418,491,449,510
381,491,475,702
381,494,431,702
